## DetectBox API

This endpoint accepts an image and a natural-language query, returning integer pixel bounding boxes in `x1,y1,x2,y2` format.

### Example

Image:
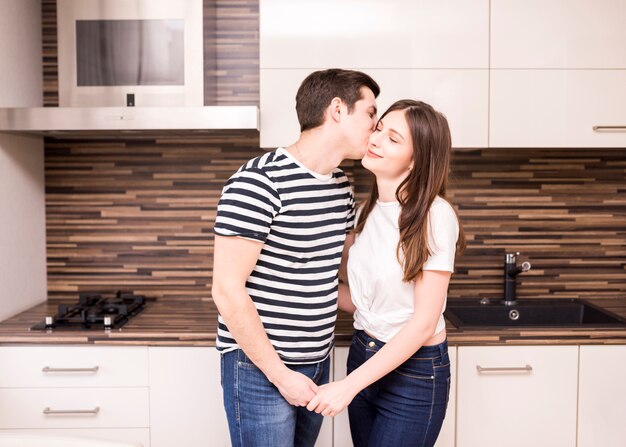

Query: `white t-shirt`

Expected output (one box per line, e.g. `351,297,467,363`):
347,196,459,342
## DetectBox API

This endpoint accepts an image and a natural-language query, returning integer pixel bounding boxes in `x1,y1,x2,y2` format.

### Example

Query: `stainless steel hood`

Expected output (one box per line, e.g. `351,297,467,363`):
0,106,259,136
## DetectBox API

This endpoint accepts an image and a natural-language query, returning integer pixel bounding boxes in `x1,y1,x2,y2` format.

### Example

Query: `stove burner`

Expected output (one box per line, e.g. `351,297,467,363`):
31,291,151,331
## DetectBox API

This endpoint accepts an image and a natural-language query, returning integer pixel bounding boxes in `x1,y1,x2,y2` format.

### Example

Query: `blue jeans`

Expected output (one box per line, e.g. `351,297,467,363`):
221,349,330,447
347,330,451,447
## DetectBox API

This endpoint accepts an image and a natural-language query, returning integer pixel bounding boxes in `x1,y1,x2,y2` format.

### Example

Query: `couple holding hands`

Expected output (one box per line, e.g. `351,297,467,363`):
212,68,465,447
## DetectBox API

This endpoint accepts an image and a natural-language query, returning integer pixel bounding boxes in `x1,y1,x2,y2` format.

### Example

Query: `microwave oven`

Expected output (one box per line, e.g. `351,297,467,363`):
57,0,204,107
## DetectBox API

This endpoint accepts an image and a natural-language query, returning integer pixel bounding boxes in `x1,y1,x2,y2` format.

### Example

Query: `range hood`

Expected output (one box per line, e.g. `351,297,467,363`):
0,106,259,137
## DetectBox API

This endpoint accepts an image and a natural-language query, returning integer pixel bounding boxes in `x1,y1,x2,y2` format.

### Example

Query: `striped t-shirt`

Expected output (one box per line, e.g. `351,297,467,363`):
213,148,355,364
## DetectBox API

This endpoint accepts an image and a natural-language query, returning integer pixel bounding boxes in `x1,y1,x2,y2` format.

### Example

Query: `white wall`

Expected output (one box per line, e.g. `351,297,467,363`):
0,0,46,320
0,0,43,107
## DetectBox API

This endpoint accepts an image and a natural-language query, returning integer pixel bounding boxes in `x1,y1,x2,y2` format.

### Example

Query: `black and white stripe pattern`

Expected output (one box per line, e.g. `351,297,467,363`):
214,149,355,363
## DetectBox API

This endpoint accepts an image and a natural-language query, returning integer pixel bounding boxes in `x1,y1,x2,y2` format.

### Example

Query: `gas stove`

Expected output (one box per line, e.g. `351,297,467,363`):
30,291,151,331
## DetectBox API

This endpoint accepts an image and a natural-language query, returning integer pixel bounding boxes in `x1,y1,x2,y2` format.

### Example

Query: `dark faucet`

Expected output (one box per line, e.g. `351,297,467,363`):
503,252,531,306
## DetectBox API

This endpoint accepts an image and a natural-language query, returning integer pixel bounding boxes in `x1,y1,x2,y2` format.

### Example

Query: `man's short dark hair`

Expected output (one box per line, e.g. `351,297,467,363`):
295,69,380,132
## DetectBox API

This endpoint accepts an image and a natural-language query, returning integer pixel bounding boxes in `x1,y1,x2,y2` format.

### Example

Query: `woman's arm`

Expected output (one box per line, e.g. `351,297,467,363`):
307,269,451,416
337,282,355,313
337,233,356,313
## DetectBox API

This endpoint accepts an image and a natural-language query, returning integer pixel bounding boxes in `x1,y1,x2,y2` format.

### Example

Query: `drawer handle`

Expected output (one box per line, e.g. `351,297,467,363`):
477,365,533,373
42,366,99,373
43,406,100,415
593,126,626,132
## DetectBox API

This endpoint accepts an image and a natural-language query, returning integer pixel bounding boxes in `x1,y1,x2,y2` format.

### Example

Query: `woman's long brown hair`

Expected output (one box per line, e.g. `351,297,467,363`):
354,99,466,282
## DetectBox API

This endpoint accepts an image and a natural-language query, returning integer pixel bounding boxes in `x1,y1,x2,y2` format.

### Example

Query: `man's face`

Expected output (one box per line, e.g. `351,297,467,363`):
342,87,378,159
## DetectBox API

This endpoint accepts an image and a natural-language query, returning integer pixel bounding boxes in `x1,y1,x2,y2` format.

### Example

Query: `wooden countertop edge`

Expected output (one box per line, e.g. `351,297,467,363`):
1,298,625,346
1,332,625,347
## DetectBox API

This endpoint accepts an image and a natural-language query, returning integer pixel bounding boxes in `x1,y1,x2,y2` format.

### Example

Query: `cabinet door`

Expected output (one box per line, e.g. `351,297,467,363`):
491,0,626,68
149,347,229,447
333,346,456,447
0,346,149,387
315,354,334,447
457,346,578,447
333,347,353,447
0,429,150,447
578,345,626,447
490,70,626,147
261,0,488,69
261,69,488,149
435,346,456,447
0,388,149,429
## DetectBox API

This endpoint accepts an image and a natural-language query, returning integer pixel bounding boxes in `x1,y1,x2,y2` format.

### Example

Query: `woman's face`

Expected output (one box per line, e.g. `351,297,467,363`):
362,110,413,180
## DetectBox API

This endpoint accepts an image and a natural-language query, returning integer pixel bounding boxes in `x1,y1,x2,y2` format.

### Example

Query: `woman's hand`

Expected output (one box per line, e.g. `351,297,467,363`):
306,379,358,417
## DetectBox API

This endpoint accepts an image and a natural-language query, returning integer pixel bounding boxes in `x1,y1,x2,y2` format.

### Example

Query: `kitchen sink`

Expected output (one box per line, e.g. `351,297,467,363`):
444,298,626,329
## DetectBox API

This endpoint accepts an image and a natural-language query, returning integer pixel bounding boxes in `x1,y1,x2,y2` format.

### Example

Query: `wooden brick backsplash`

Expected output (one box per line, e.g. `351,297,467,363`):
447,150,626,301
45,144,626,301
41,0,625,302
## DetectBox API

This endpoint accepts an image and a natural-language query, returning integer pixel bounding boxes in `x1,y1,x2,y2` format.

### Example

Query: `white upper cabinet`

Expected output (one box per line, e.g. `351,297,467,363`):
261,69,488,148
490,0,626,147
260,0,489,69
490,70,626,147
491,0,626,68
260,0,489,149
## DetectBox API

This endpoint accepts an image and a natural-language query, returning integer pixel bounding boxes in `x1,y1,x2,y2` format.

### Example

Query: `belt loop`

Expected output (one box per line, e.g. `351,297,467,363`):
438,342,445,358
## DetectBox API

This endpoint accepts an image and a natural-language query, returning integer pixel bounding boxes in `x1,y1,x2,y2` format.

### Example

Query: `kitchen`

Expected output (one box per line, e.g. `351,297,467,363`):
0,0,625,446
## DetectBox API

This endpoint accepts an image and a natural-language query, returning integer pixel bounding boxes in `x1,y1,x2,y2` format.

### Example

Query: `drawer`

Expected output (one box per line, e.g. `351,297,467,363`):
0,429,150,447
0,388,149,429
0,346,148,387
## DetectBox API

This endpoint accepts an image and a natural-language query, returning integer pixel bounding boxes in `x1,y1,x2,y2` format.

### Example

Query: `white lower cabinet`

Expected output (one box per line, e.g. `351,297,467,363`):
332,347,352,447
0,388,149,429
435,346,456,447
0,429,151,446
148,347,229,447
456,345,578,447
333,346,457,447
147,347,332,447
578,345,626,447
6,343,626,446
0,346,150,447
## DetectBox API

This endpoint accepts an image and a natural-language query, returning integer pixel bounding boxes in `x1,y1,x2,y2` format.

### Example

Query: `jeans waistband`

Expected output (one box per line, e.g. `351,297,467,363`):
354,329,448,358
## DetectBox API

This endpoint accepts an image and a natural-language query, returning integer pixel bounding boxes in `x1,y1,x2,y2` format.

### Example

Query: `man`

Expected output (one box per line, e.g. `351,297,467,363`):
212,68,380,447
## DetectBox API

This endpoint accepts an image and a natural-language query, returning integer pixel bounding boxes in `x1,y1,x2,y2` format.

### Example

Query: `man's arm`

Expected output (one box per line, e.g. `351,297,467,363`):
212,234,318,406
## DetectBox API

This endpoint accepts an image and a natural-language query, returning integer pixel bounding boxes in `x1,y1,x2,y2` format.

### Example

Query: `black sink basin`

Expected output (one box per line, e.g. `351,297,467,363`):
444,299,626,328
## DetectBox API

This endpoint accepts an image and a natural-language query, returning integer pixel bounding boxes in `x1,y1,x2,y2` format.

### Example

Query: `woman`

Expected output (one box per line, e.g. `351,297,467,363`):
306,99,465,446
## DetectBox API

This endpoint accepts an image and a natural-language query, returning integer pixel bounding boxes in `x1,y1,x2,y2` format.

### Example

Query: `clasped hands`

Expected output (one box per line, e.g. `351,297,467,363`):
273,369,357,417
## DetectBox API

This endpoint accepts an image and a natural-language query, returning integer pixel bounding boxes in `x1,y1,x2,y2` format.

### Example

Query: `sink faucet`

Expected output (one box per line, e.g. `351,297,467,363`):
503,252,531,306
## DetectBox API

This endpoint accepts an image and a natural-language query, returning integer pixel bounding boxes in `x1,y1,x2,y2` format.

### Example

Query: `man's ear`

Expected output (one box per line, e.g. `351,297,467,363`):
328,97,343,123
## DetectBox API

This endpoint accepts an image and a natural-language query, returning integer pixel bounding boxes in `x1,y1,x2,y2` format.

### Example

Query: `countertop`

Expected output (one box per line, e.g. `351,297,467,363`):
1,298,626,347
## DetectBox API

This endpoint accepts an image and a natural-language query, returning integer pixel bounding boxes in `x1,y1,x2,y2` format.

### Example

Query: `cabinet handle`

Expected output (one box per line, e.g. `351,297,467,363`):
42,366,99,373
592,126,626,132
43,406,100,415
476,365,533,373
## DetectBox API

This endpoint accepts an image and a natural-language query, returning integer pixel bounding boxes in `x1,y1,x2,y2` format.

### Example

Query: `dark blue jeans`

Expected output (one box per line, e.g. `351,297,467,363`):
221,349,330,447
347,330,451,447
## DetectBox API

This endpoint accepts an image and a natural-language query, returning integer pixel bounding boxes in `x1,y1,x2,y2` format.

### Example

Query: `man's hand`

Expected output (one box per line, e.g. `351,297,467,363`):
306,379,358,416
269,367,319,406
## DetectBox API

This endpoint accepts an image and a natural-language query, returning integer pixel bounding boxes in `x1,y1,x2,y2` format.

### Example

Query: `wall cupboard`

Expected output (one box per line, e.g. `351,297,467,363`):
260,0,626,148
